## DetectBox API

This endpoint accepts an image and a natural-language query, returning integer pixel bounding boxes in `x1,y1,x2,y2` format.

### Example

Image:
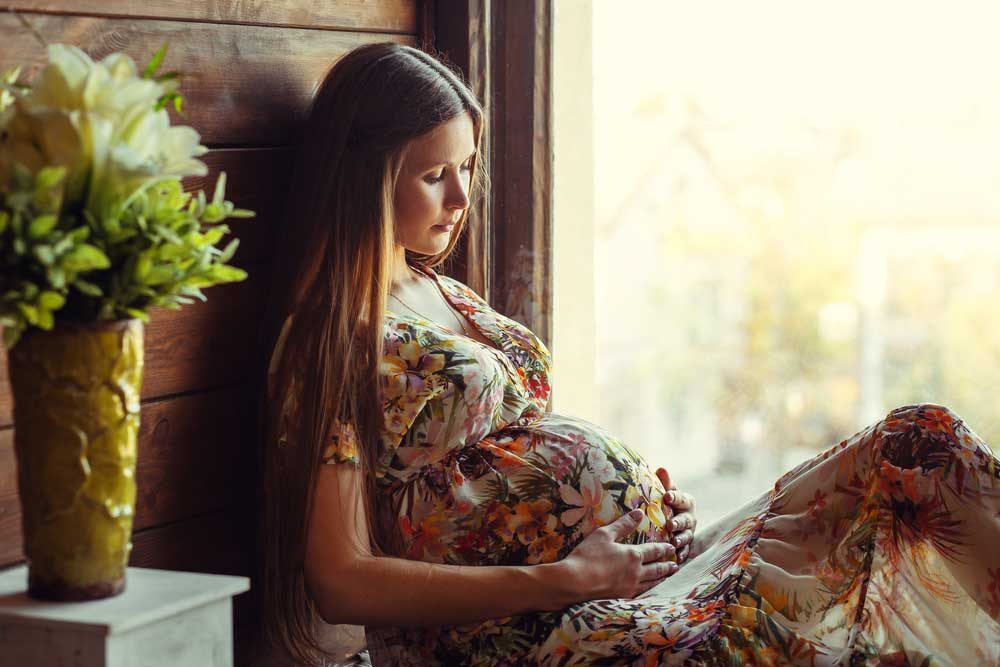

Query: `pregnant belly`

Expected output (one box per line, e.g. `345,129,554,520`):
396,412,674,567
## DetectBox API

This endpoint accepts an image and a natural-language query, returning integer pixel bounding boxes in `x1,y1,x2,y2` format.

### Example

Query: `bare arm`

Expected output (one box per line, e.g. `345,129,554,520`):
305,463,677,627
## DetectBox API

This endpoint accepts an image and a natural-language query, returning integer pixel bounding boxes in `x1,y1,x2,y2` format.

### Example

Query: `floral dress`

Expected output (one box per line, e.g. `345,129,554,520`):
313,264,1000,666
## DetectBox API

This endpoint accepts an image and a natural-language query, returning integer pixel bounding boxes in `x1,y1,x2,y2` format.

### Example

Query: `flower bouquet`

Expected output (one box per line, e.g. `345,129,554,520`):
0,43,254,600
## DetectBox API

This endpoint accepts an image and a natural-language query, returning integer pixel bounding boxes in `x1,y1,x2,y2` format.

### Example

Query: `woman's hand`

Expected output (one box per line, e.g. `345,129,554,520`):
656,468,697,564
551,509,679,606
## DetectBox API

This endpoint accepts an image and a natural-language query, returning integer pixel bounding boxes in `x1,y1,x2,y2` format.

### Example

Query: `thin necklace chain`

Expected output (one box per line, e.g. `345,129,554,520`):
389,267,473,337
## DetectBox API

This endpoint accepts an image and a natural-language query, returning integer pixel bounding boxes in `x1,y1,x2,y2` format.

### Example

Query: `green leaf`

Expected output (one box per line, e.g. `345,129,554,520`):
207,264,247,283
61,244,111,272
202,226,227,246
35,165,67,190
16,302,38,325
52,233,75,256
178,284,206,301
38,291,65,310
228,208,256,219
124,307,151,322
32,244,55,266
36,309,53,329
134,254,152,281
28,214,58,240
202,203,224,223
153,224,182,245
142,43,168,80
0,211,9,235
145,265,177,286
175,220,200,237
217,238,239,264
212,172,227,205
46,266,66,289
74,279,103,297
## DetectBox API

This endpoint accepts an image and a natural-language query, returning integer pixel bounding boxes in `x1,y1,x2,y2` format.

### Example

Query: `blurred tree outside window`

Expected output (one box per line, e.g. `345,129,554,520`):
554,0,1000,528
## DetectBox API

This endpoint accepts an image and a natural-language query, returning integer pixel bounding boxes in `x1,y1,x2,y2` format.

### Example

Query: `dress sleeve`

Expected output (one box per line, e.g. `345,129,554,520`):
269,314,361,468
320,419,361,467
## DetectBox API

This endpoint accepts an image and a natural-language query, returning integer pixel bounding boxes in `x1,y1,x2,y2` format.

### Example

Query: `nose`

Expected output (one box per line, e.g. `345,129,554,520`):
444,172,471,212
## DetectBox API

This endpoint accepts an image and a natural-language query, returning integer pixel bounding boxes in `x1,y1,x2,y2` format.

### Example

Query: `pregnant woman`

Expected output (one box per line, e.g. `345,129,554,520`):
257,42,1000,666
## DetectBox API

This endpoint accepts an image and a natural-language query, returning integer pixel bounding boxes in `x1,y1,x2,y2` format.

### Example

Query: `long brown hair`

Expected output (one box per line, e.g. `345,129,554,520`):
253,42,487,665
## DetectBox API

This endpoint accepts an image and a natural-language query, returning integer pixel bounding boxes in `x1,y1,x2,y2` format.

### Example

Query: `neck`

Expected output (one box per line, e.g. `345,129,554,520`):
391,245,420,291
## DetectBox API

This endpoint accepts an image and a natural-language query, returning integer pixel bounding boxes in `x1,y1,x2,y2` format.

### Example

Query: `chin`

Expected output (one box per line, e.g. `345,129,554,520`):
410,240,450,256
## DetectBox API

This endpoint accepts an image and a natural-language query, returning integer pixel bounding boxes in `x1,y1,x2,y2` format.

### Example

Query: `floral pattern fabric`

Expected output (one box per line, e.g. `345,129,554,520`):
317,264,1000,666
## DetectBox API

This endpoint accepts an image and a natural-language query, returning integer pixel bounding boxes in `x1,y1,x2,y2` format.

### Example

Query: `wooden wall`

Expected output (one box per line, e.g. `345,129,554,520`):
0,2,423,664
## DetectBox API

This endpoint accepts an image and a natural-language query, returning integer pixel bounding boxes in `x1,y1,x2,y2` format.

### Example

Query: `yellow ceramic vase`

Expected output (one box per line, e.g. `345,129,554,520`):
8,318,144,601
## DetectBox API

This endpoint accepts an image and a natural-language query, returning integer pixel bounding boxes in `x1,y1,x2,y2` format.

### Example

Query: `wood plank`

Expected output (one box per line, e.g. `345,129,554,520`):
129,507,252,574
0,382,260,567
0,261,272,425
1,0,420,34
128,507,259,633
489,0,553,346
0,14,416,145
189,147,293,267
431,0,491,296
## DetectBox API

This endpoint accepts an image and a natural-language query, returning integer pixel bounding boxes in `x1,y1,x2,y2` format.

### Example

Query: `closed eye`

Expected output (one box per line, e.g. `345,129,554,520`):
425,163,473,184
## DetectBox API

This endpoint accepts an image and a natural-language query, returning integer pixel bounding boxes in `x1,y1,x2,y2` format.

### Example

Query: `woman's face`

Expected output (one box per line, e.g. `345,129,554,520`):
393,112,477,255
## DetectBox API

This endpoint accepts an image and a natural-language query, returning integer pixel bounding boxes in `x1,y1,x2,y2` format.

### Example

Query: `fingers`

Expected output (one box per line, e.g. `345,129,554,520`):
677,543,691,564
669,529,693,550
663,490,696,513
655,467,677,491
639,558,679,584
637,540,675,564
668,511,696,534
607,508,645,542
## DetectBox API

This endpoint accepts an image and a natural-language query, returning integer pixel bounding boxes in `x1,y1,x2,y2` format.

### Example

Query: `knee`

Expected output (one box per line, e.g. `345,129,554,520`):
879,402,983,470
884,402,963,431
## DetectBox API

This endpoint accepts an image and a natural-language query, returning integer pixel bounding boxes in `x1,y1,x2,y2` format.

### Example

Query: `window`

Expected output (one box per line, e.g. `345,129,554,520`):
553,0,1000,528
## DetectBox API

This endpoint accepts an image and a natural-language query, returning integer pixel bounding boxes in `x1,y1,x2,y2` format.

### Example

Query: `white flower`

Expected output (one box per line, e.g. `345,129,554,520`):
559,471,617,532
0,44,207,217
586,447,617,483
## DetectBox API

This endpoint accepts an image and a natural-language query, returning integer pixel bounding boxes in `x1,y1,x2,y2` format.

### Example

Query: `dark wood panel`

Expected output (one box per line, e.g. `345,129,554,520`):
0,382,260,567
1,0,419,33
129,504,254,576
432,0,491,297
0,262,271,425
489,0,553,347
0,14,416,145
190,147,293,266
129,506,260,637
0,434,18,565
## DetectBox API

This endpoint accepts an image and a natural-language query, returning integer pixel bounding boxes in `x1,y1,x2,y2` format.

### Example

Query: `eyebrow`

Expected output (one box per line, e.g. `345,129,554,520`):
422,150,478,169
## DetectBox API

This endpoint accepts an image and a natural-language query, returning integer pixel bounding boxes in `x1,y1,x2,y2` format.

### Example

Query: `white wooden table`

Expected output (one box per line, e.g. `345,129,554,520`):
0,565,250,667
